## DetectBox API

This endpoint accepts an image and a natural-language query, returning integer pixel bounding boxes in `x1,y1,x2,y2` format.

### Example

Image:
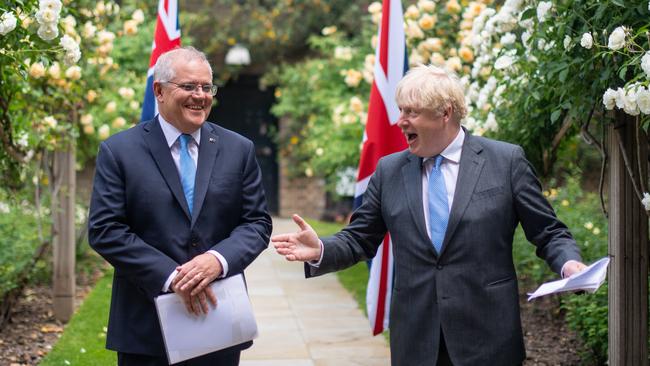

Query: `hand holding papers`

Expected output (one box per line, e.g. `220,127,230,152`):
527,257,610,301
155,274,258,364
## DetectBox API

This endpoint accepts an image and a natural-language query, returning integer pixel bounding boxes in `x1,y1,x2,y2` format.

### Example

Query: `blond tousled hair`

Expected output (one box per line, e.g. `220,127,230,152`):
395,64,468,121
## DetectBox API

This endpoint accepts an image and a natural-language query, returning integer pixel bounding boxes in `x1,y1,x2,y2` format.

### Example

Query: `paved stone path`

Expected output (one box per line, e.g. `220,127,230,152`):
240,217,391,366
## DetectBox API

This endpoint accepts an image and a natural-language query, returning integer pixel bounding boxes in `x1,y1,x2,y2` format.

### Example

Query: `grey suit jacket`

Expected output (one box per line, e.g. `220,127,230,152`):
307,132,581,366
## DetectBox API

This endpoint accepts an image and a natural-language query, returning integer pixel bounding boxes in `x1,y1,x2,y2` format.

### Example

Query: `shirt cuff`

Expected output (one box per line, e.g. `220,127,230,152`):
308,240,324,268
561,260,581,278
162,269,178,292
207,250,228,278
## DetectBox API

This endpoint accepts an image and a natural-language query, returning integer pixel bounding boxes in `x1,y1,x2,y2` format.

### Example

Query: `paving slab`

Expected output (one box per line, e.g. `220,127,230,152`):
240,217,390,365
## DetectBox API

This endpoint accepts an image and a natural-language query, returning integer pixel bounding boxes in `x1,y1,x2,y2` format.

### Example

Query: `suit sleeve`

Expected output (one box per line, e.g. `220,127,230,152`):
307,160,388,277
88,142,179,299
511,146,582,274
208,140,272,274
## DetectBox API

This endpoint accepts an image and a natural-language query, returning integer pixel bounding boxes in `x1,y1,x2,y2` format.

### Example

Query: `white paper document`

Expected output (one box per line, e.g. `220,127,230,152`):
527,257,610,301
155,274,258,364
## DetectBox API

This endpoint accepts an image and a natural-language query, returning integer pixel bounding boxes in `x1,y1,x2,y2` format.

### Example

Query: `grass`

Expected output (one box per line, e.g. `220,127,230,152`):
39,271,115,366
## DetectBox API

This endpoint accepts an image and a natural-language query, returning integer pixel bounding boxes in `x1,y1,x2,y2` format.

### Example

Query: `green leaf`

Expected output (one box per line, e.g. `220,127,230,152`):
559,68,570,83
551,109,562,123
618,66,628,81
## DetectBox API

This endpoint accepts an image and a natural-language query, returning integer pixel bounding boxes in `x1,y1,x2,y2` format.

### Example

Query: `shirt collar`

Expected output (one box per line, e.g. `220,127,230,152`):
422,127,465,165
158,114,201,148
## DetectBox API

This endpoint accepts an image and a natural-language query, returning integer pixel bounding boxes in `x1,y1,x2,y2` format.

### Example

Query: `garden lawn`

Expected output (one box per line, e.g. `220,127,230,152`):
39,271,115,366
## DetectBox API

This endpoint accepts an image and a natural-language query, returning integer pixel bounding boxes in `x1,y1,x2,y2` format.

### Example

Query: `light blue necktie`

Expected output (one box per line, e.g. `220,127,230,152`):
428,155,449,254
178,134,196,215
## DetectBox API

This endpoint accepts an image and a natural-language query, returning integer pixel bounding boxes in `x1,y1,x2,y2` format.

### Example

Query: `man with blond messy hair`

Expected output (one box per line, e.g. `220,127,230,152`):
272,64,586,366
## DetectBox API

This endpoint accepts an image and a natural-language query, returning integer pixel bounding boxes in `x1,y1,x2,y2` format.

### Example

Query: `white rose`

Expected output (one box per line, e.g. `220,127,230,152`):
602,88,617,110
118,87,135,99
563,35,572,50
63,48,81,66
615,87,626,109
608,26,627,51
484,112,498,131
60,34,77,52
623,86,640,115
37,24,58,41
132,9,145,24
494,55,515,70
0,12,18,35
636,87,650,114
334,46,353,61
642,192,650,211
35,8,58,25
39,0,63,13
536,1,552,22
500,33,516,46
367,2,382,14
82,21,96,39
48,62,61,79
641,52,650,79
43,116,58,128
580,32,593,49
98,124,110,140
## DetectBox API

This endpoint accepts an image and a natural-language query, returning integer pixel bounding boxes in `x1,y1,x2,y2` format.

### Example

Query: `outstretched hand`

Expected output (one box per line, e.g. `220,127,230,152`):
271,214,321,262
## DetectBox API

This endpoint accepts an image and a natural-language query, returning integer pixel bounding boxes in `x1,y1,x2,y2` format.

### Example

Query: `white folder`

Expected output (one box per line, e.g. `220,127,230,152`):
154,274,258,364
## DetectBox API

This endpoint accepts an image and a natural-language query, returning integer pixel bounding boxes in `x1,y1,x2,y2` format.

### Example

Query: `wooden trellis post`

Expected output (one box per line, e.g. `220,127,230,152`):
608,115,649,365
52,145,76,322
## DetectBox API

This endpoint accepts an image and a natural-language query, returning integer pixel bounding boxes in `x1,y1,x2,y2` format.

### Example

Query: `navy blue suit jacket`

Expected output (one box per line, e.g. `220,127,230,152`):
88,117,272,356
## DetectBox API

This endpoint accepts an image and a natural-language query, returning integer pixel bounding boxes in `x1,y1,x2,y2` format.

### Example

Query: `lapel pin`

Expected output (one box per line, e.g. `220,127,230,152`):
209,137,215,143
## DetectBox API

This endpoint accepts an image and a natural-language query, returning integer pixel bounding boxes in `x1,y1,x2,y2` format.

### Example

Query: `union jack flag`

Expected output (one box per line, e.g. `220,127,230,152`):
357,0,408,336
140,0,181,121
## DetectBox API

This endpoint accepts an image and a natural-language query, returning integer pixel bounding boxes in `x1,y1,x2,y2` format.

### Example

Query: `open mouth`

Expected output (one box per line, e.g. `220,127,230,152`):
406,133,418,143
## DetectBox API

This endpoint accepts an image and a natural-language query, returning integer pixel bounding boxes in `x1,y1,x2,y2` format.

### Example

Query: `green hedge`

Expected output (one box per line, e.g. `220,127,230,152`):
0,200,48,300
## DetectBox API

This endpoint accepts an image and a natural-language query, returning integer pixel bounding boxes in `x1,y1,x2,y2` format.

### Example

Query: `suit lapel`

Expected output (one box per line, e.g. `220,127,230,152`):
401,154,432,251
142,118,191,220
191,123,220,226
441,133,484,255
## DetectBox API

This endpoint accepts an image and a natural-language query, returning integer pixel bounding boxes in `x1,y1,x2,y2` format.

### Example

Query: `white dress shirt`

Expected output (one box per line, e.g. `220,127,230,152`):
158,115,229,292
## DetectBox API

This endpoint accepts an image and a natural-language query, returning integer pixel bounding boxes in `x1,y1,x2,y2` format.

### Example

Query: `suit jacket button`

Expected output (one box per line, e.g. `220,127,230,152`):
437,264,443,270
191,242,198,247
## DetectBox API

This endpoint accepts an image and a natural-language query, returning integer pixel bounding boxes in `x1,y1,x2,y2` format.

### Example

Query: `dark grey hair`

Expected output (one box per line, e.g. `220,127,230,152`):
153,46,213,82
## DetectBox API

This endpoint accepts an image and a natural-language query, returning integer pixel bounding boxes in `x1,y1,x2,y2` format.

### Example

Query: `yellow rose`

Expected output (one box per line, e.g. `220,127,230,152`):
349,96,364,113
417,0,436,13
368,2,382,14
29,62,45,78
446,0,462,14
112,117,126,129
321,26,337,36
80,114,93,125
86,90,98,103
459,47,474,63
418,14,435,31
445,57,462,72
405,5,420,20
65,66,82,80
429,52,445,66
105,101,117,113
48,62,61,79
123,20,138,36
83,124,95,135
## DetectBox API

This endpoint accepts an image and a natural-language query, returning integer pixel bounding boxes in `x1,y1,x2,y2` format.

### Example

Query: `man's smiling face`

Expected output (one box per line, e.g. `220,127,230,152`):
154,58,213,133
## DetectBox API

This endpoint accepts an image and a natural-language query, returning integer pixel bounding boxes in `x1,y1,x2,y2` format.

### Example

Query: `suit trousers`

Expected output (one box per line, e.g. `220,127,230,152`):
117,350,240,366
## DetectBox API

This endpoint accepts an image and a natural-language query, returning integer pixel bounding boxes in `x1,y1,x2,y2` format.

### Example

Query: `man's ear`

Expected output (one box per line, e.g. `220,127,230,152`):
153,82,163,102
443,105,453,123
